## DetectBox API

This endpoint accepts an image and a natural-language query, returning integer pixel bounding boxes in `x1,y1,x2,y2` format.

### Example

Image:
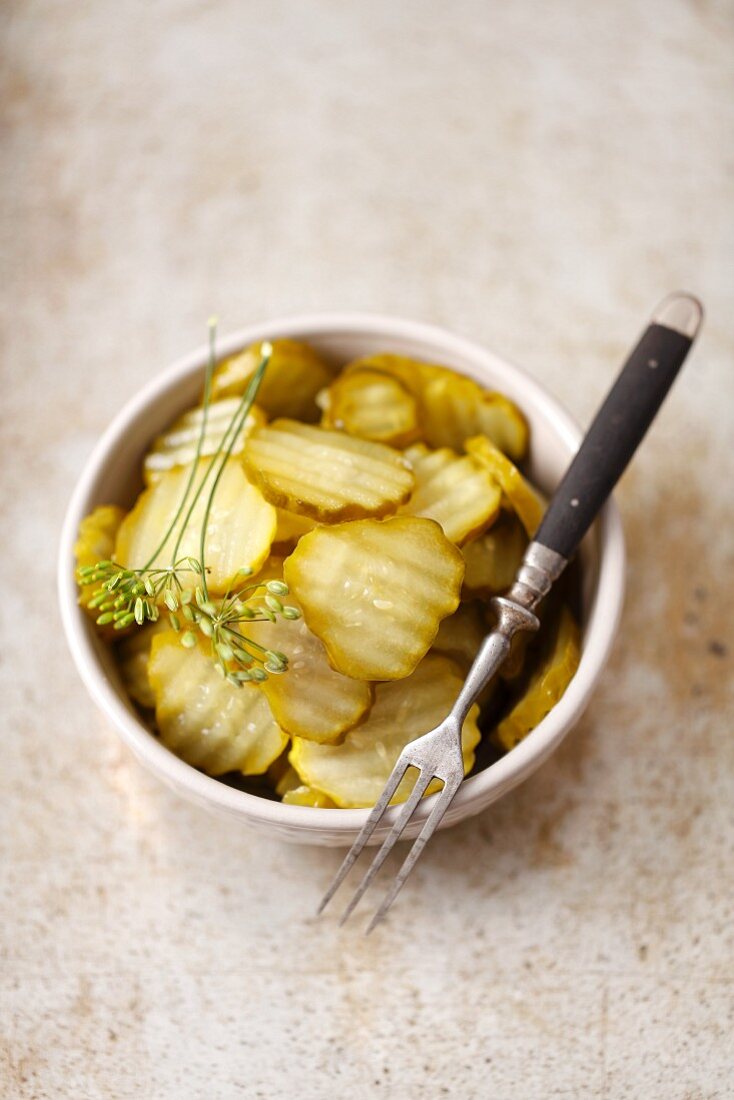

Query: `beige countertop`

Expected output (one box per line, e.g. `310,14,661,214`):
2,2,732,1097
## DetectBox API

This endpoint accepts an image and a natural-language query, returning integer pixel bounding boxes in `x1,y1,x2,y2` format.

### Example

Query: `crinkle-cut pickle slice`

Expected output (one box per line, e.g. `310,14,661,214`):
465,434,544,536
210,338,333,422
432,601,487,670
75,504,126,579
245,595,373,744
116,619,169,709
245,553,372,744
143,399,266,485
492,605,580,753
149,631,287,775
321,367,420,448
247,552,287,588
282,785,336,808
500,627,535,684
115,457,276,594
75,503,126,609
461,514,528,598
276,765,336,807
284,516,464,681
344,354,528,460
274,763,304,798
400,444,501,545
290,654,481,808
430,601,499,712
74,504,127,630
421,373,528,463
242,419,414,522
266,748,291,792
273,507,319,547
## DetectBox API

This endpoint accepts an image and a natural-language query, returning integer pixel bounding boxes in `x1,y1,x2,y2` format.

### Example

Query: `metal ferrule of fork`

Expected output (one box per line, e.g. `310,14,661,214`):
451,541,568,727
505,541,568,612
318,541,568,932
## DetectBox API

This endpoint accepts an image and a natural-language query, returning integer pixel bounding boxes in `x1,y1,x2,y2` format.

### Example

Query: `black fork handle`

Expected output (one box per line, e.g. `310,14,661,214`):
534,293,703,562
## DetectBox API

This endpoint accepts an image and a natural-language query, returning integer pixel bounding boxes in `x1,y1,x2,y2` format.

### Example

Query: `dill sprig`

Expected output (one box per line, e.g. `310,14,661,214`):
76,319,300,684
178,574,300,686
76,556,201,629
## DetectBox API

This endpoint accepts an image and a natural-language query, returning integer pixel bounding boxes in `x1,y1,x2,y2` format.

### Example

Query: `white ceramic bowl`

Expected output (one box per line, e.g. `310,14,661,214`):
59,313,625,846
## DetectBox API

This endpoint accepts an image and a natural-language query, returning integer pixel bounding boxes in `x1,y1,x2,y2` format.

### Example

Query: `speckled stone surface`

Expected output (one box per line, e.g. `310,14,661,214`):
2,2,733,1097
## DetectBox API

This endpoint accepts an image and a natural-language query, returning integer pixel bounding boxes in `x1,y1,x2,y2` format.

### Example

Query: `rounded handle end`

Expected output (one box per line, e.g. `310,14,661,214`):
653,292,704,339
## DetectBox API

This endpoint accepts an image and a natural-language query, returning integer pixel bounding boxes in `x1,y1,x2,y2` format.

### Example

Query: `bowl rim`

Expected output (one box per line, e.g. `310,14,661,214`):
58,311,626,837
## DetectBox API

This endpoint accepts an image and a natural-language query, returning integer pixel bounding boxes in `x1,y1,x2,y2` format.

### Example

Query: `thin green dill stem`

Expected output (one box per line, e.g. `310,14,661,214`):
169,347,268,579
219,585,253,614
232,580,271,597
220,564,247,606
140,320,219,571
225,628,271,655
162,320,220,569
199,352,270,598
198,363,266,600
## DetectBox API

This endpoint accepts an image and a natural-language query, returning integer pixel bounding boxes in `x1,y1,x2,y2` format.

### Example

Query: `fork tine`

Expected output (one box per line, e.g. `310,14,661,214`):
338,768,432,926
316,756,410,915
365,776,462,934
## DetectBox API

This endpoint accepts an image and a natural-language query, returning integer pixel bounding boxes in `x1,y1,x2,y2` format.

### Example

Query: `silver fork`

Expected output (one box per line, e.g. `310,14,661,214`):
318,293,702,931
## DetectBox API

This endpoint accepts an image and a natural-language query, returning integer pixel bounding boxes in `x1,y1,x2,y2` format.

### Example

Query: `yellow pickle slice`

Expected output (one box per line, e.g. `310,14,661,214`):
289,654,481,807
143,399,266,485
284,516,464,681
400,443,501,544
344,354,528,459
275,766,336,807
465,434,545,536
492,605,581,753
461,514,528,598
421,373,528,462
75,504,126,613
274,763,305,797
273,507,319,547
282,786,337,807
116,619,169,709
242,419,414,522
210,338,333,422
321,367,420,447
245,594,373,744
246,552,290,587
431,601,488,670
431,602,500,712
148,631,287,775
115,458,276,594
